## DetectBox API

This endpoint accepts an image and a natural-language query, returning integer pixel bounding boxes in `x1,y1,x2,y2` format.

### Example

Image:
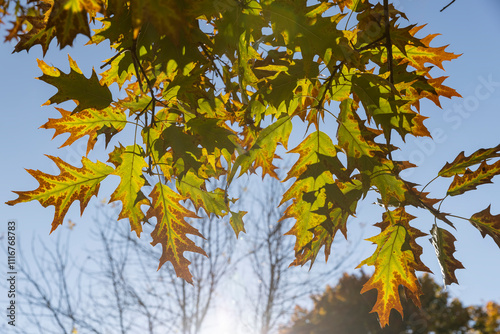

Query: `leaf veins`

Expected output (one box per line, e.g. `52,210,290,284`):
146,183,207,283
41,106,126,155
357,208,430,327
470,205,500,249
6,156,113,232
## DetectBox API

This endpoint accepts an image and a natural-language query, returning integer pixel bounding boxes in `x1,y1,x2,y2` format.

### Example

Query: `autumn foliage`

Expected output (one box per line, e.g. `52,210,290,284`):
2,0,500,327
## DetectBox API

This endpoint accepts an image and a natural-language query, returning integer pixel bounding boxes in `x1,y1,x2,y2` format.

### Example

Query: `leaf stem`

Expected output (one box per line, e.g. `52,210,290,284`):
419,175,439,195
446,214,470,222
383,0,394,85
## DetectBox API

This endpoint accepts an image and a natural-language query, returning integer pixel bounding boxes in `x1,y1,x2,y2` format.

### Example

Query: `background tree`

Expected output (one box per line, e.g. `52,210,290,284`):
280,272,500,334
7,200,237,334
471,301,500,334
239,175,360,334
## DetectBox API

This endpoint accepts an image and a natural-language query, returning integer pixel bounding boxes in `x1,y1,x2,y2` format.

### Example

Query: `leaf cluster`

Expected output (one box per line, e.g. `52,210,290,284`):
4,0,500,325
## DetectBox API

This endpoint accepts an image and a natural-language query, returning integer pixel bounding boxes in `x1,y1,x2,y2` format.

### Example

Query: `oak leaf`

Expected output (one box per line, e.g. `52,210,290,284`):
430,225,464,285
470,205,500,249
6,156,113,232
46,0,102,48
146,183,207,283
230,115,292,182
439,144,500,177
176,171,228,218
41,106,126,155
13,0,56,55
447,160,500,196
37,55,112,114
109,145,149,236
393,25,461,72
229,210,247,238
357,208,430,327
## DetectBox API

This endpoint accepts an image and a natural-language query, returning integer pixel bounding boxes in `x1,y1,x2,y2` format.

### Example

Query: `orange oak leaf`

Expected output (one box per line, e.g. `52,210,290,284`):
447,160,500,196
6,156,113,233
439,144,500,177
470,205,500,248
357,208,430,327
146,183,207,283
394,25,461,72
41,106,126,155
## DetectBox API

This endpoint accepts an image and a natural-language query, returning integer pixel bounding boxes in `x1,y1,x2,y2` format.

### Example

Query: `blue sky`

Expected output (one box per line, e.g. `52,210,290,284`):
1,1,500,330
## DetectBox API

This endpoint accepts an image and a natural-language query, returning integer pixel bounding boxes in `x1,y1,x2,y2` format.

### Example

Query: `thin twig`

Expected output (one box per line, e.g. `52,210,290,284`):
440,0,456,12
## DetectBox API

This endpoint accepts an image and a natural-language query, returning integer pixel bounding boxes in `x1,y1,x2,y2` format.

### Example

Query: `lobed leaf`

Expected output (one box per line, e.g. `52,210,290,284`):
282,131,355,265
430,225,464,285
46,0,101,48
337,98,383,166
392,25,461,72
469,205,500,249
421,76,462,108
290,223,335,268
229,210,247,238
99,52,135,89
146,183,207,283
357,208,430,327
229,115,292,183
447,160,500,196
176,171,229,218
13,0,56,55
41,106,126,155
109,145,149,236
439,144,500,177
37,55,112,114
6,156,113,232
369,159,409,206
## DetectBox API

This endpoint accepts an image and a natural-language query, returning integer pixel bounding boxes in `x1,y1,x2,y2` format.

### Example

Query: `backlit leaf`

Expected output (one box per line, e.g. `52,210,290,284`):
470,205,500,249
46,0,102,48
447,160,500,196
357,208,430,327
282,131,355,263
291,208,349,268
7,0,490,320
37,55,112,114
337,98,383,168
6,156,113,232
430,225,464,285
176,171,229,217
229,210,247,238
41,106,126,155
392,25,461,72
230,114,292,182
109,144,149,236
146,183,207,283
13,0,55,55
439,144,500,177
